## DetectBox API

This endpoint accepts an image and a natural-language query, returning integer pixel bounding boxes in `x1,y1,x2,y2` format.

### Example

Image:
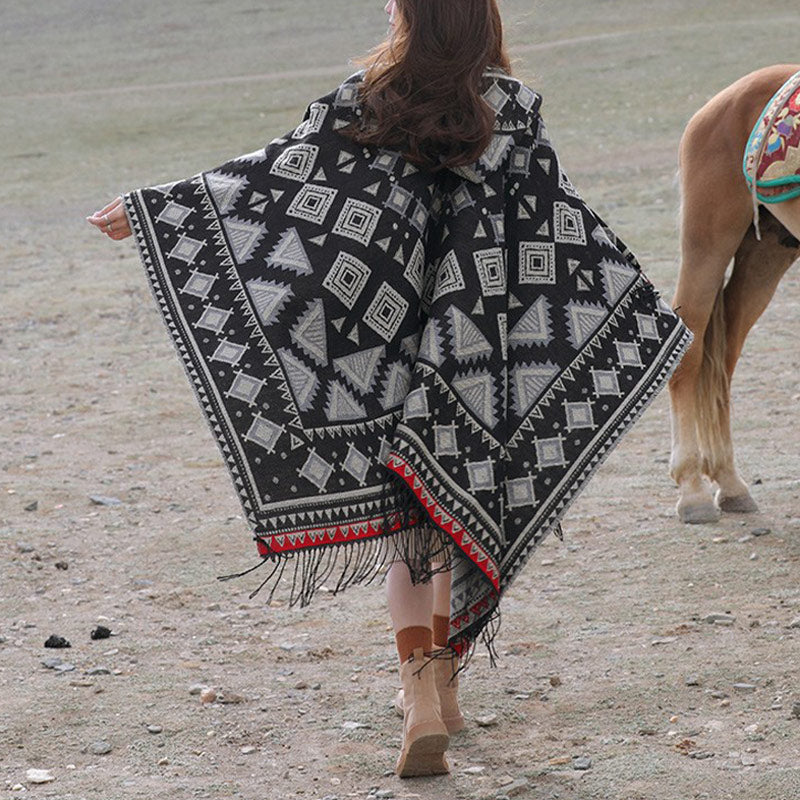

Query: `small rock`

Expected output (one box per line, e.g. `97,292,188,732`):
549,675,562,687
26,768,55,784
476,713,499,727
16,542,35,553
685,675,701,686
147,725,163,734
47,658,75,672
89,740,112,755
89,494,122,506
44,634,71,649
787,618,800,629
342,721,370,731
703,613,735,626
90,625,112,640
374,791,394,799
572,756,592,771
540,559,555,566
200,688,217,704
240,745,256,755
219,692,245,705
86,666,111,676
733,683,757,693
157,757,169,766
463,765,486,774
503,778,530,797
741,754,756,766
689,750,715,760
54,560,69,570
651,637,677,646
189,684,209,696
11,783,24,791
791,702,800,719
24,500,39,512
751,527,771,537
294,680,309,690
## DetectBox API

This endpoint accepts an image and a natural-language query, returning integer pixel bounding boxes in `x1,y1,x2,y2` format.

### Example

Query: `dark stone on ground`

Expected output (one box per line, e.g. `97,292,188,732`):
44,635,71,649
91,625,112,640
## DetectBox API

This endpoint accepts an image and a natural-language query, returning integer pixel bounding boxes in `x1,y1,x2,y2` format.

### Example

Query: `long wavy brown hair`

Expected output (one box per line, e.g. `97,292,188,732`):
345,0,512,170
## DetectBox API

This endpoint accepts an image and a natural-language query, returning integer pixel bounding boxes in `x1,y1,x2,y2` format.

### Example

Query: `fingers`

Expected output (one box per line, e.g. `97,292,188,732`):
97,195,124,216
87,196,124,225
87,196,132,239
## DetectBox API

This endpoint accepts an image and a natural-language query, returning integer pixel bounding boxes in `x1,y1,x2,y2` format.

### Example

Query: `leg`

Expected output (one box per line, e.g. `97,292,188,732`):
669,194,752,522
386,560,449,778
711,211,798,508
431,563,451,647
386,560,434,660
429,563,465,732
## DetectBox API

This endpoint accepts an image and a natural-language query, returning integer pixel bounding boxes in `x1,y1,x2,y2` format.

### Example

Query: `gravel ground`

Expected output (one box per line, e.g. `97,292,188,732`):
2,1,800,798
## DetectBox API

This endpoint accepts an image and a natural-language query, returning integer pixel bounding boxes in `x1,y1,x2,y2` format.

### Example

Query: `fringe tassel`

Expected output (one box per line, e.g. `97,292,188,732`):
217,472,458,603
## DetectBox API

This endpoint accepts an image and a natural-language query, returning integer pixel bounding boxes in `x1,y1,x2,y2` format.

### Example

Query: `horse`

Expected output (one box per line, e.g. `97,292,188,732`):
669,64,800,523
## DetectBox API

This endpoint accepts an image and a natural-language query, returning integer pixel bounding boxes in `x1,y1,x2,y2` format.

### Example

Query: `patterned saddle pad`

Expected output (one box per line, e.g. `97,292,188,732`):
743,69,800,204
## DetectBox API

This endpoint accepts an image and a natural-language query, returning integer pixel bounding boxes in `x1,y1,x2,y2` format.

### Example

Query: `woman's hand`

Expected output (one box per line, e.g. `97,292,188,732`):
87,196,132,240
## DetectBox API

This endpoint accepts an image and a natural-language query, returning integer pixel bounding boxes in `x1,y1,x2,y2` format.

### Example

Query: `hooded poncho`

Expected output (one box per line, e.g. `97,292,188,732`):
123,71,692,654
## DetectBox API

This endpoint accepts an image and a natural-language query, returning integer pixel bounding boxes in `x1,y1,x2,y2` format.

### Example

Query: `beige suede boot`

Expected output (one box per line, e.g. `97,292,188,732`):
395,648,450,778
394,648,465,734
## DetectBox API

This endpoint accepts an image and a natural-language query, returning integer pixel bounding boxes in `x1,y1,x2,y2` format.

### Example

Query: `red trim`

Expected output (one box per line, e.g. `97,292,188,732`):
385,452,501,592
255,507,417,557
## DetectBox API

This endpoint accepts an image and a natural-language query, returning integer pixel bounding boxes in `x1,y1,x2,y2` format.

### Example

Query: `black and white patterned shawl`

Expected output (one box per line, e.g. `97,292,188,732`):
123,71,692,654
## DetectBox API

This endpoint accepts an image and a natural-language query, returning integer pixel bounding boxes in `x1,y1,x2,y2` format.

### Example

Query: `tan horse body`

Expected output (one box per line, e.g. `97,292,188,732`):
670,64,800,523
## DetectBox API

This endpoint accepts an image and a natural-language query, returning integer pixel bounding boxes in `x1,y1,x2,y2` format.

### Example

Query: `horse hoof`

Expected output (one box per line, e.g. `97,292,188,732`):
717,491,759,514
677,500,721,525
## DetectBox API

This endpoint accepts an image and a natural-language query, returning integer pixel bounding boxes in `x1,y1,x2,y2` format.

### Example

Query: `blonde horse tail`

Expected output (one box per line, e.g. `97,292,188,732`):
695,285,729,478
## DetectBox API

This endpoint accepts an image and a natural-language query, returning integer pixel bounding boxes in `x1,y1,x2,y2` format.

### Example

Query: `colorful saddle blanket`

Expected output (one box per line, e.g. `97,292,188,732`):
743,69,800,204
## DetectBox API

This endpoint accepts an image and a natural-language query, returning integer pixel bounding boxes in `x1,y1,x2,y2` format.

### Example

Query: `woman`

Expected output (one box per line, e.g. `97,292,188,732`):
89,0,691,779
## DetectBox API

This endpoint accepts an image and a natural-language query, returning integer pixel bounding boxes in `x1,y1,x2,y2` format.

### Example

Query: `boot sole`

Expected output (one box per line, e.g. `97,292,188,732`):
396,724,450,778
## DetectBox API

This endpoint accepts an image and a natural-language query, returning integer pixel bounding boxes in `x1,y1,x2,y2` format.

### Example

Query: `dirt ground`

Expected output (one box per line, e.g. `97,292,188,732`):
2,1,800,798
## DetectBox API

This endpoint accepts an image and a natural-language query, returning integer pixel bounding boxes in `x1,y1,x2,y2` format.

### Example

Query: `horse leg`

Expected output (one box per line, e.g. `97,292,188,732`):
670,157,754,522
708,214,798,511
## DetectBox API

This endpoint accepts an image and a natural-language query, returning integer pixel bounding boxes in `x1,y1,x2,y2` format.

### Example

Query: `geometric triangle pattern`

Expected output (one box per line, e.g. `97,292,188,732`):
333,345,385,395
205,171,248,214
290,298,328,367
267,227,313,275
222,216,266,264
508,295,552,349
277,347,320,411
511,360,560,416
564,300,609,350
246,278,293,327
446,305,494,362
600,257,639,304
451,368,498,429
125,68,693,656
